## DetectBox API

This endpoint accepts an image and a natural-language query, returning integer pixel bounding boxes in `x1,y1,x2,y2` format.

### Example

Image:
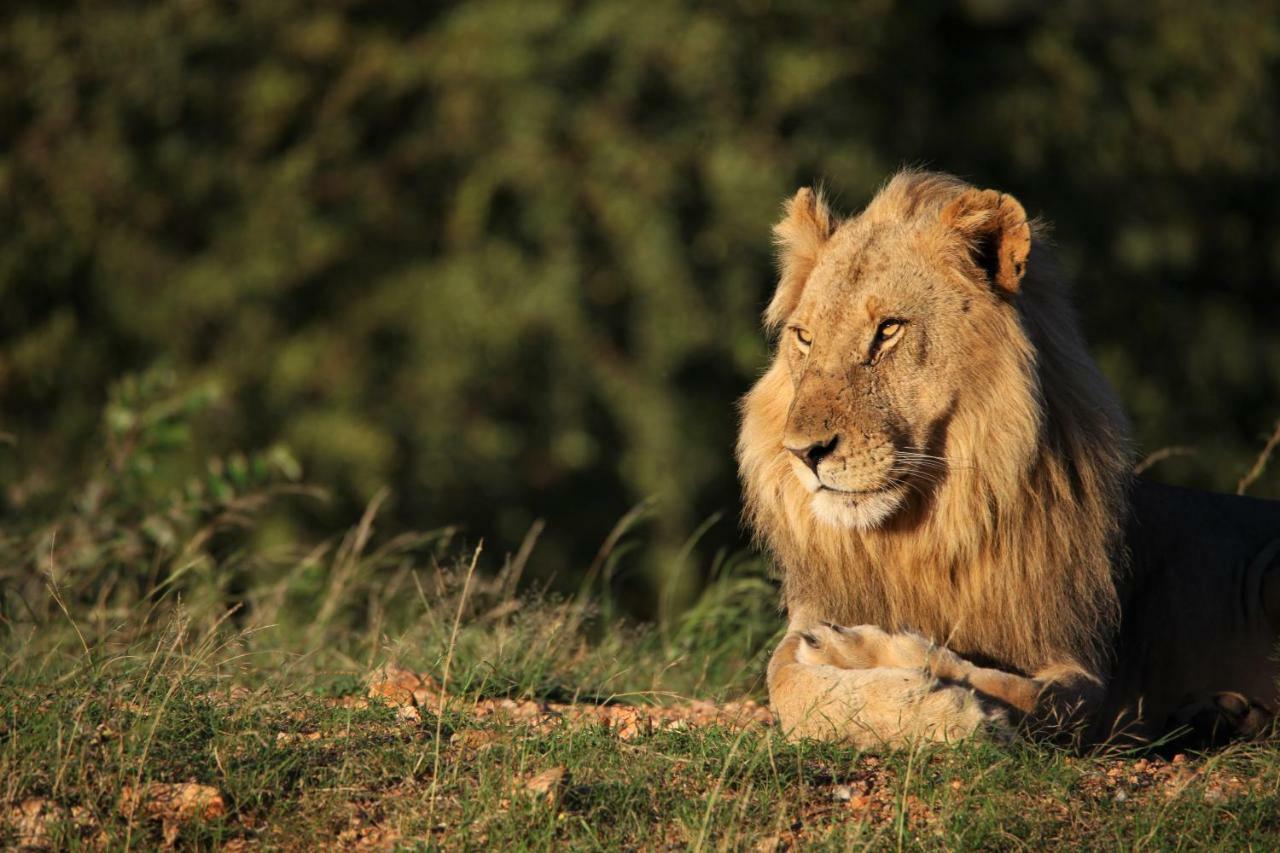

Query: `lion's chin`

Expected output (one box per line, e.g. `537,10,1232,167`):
810,487,905,531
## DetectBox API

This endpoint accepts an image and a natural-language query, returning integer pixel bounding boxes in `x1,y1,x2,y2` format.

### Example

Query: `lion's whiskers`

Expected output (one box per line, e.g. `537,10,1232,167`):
895,449,977,474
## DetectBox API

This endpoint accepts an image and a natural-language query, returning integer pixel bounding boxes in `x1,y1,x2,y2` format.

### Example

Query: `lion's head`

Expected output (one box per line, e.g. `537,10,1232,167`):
764,179,1036,531
738,171,1132,677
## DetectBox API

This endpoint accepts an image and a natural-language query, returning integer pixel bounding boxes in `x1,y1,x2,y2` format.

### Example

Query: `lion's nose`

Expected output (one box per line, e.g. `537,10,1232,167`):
785,434,839,473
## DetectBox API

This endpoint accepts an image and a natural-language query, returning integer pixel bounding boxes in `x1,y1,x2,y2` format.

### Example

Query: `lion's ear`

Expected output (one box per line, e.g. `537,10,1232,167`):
765,187,837,330
940,188,1031,294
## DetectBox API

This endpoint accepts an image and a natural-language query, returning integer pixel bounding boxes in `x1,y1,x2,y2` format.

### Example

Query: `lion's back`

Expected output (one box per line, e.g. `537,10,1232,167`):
1105,478,1280,737
1125,479,1280,603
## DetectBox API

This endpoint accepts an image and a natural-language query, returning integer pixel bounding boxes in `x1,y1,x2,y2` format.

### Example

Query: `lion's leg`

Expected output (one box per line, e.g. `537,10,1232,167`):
947,663,1042,714
926,658,1107,748
803,624,1101,734
767,632,1007,748
798,623,1043,713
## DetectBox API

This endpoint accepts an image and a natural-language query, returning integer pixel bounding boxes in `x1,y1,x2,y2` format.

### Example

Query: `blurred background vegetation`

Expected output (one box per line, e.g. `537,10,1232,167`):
2,0,1279,624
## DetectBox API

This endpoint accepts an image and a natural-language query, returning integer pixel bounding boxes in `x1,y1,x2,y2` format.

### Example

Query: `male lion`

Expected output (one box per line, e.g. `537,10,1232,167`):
738,171,1280,748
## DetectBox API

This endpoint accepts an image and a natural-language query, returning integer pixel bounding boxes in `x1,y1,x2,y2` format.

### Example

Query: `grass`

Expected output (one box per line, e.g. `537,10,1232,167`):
3,381,1279,849
4,534,1280,850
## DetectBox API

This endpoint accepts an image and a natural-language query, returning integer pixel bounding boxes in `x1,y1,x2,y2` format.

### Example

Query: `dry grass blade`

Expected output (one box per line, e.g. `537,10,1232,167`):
499,519,544,600
427,540,482,821
312,489,389,634
43,532,92,666
1134,446,1197,475
580,501,651,596
1237,418,1280,495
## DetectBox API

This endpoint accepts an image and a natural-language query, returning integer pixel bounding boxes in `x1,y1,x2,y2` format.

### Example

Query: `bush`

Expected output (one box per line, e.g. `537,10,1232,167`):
3,2,1278,613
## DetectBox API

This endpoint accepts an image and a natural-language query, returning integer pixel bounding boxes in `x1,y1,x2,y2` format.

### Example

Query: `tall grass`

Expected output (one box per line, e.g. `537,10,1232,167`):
3,371,1279,848
1,368,779,702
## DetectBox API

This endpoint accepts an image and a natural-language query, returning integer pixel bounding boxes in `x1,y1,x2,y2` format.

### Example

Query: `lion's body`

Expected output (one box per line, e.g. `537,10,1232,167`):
1106,480,1280,738
740,171,1280,747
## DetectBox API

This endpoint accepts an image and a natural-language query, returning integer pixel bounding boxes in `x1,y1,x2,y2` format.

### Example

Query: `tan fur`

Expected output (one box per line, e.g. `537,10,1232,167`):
768,632,1003,747
794,624,1043,716
740,170,1135,745
766,187,838,331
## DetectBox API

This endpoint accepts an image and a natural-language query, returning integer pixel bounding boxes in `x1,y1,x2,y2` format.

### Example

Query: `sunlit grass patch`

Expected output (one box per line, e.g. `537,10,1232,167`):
5,585,1280,849
3,382,1279,848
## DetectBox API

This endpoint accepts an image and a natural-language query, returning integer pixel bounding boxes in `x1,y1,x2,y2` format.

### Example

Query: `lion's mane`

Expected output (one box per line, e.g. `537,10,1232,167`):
737,171,1133,681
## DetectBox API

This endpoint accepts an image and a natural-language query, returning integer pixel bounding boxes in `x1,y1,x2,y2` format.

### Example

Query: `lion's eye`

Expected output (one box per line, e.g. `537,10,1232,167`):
794,327,813,349
867,318,906,365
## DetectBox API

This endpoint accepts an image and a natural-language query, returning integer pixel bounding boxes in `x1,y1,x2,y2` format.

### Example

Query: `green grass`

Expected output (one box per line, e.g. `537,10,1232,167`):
4,540,1280,850
3,388,1278,849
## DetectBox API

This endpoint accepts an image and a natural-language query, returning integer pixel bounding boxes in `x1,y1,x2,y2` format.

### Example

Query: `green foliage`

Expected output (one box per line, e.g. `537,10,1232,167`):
0,366,304,626
0,376,777,700
2,2,1279,611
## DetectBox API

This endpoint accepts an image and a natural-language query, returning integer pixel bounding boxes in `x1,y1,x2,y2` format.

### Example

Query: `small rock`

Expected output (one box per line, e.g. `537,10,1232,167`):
451,728,502,750
120,782,225,823
524,766,568,804
367,663,424,707
6,798,68,848
831,785,854,802
1202,776,1246,803
121,781,226,842
275,730,323,744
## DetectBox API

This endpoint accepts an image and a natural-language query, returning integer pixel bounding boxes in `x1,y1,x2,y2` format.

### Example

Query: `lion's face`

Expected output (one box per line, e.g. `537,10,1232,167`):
758,181,1032,531
780,223,972,529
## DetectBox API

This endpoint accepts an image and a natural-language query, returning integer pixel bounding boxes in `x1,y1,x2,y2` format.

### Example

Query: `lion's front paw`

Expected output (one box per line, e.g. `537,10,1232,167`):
795,623,957,673
771,626,1018,748
794,623,889,670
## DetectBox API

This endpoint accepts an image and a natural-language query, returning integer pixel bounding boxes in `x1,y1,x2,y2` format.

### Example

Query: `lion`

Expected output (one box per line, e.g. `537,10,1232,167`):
738,171,1280,748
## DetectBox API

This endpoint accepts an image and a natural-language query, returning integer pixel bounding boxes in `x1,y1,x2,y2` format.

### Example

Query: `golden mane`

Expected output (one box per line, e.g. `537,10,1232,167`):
738,170,1133,681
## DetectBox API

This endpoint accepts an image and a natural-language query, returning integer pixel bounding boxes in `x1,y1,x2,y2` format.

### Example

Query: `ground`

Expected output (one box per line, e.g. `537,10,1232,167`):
4,613,1279,850
4,463,1279,849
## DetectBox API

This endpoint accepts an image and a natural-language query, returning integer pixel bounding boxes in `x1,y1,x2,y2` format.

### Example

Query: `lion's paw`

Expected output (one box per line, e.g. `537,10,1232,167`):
794,623,966,675
794,624,892,670
1170,691,1275,747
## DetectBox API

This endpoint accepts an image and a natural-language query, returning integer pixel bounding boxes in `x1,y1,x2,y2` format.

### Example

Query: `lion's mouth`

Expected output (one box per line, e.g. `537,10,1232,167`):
817,484,888,498
808,481,908,531
788,453,903,501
